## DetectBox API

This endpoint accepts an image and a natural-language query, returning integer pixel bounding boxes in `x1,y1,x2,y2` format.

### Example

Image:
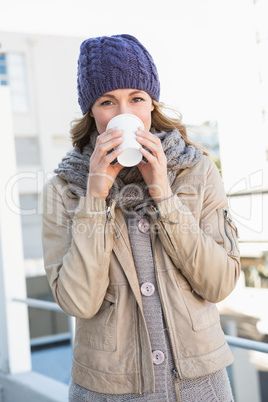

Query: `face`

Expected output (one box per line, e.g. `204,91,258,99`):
90,88,154,134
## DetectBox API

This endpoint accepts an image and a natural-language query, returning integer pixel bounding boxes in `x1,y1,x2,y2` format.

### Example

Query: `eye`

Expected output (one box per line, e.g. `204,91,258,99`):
101,100,113,106
132,97,144,103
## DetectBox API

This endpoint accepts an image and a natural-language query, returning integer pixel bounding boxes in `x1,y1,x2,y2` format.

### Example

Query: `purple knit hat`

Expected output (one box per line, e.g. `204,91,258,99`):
77,34,160,115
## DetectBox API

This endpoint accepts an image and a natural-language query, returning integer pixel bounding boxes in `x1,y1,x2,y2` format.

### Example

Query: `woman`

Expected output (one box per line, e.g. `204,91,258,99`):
42,34,240,401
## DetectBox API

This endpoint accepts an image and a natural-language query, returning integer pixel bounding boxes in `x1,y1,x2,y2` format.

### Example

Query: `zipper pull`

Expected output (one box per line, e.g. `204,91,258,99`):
224,209,232,224
106,205,113,221
106,205,121,238
172,368,179,379
223,208,234,254
152,205,161,220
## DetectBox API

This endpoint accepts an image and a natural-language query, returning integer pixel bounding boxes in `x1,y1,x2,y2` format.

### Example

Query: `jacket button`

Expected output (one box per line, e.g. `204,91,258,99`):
141,282,155,297
138,218,150,233
152,350,165,365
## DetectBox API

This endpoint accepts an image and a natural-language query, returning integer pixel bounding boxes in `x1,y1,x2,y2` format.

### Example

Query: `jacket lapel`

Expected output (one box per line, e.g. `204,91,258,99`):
112,209,143,311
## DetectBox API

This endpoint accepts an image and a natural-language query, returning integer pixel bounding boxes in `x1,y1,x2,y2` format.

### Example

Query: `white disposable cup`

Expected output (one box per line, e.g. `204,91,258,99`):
106,114,144,167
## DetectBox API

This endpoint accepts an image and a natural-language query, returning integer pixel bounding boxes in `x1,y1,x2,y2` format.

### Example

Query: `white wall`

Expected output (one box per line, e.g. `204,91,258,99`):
214,0,268,248
216,0,267,194
0,31,84,186
31,34,83,175
1,32,85,268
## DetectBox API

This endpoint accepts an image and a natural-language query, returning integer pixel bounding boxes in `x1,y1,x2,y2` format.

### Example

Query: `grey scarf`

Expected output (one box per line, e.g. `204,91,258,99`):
54,129,202,213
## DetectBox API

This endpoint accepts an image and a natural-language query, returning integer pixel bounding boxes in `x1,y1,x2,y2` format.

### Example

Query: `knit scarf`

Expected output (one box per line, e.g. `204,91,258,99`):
54,129,203,213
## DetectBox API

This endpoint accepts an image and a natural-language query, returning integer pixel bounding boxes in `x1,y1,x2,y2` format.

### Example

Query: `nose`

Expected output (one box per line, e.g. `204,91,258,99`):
117,102,130,115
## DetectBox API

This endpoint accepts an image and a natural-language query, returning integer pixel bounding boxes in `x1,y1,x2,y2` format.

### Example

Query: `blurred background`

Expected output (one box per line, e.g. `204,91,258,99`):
0,0,268,401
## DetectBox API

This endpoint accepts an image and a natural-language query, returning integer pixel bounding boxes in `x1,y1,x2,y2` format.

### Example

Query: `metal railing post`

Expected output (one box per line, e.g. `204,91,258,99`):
68,315,76,347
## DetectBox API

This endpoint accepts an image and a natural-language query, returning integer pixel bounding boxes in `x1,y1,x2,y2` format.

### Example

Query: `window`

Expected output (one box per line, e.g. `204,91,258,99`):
0,53,8,85
0,52,30,113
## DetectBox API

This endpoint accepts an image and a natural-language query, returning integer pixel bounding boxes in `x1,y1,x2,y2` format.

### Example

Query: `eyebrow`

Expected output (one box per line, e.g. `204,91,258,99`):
99,90,145,99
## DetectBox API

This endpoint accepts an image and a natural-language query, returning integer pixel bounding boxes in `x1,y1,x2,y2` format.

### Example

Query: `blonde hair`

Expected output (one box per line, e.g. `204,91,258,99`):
151,101,209,156
70,100,209,156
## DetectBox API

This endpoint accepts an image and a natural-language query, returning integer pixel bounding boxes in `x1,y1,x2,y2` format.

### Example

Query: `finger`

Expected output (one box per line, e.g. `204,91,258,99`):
136,137,164,161
112,161,125,175
136,159,147,173
136,128,161,145
139,147,158,165
97,128,124,145
95,136,124,158
137,159,146,168
100,147,124,168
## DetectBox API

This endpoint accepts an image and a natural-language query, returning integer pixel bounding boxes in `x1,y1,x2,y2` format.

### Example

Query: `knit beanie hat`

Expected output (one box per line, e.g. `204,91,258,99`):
77,34,160,115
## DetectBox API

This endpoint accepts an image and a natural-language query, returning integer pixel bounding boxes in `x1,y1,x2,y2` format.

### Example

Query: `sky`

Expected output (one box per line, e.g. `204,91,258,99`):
0,0,265,125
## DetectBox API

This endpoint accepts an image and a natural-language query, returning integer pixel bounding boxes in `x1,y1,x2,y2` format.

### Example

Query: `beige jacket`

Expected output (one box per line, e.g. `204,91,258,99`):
42,155,240,395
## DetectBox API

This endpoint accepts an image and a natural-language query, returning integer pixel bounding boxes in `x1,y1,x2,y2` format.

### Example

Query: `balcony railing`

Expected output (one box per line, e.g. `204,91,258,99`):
12,296,268,353
12,297,75,346
9,296,268,402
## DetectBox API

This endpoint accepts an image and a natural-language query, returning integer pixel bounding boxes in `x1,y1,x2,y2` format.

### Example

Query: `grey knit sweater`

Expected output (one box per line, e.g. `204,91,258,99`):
68,212,234,402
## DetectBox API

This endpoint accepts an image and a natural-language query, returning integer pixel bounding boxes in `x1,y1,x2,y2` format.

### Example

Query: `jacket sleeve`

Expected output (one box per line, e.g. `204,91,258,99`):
41,177,115,319
149,158,241,303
